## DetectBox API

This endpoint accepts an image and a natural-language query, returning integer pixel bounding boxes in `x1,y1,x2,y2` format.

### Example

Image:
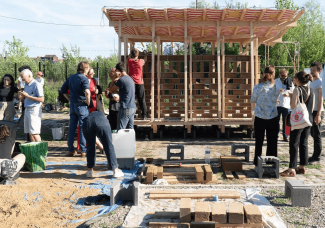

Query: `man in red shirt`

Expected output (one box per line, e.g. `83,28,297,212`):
127,48,147,119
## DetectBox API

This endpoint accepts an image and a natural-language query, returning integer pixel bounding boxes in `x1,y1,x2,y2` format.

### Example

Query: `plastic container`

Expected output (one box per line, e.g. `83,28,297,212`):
51,127,64,140
112,129,136,158
205,146,210,164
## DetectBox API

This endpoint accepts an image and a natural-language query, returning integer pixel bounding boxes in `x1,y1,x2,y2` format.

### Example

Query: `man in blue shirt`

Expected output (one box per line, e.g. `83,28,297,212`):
19,69,44,142
109,62,136,130
61,62,91,157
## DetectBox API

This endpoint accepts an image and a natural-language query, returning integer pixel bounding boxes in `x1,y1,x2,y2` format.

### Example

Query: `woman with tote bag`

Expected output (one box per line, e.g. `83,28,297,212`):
280,72,314,177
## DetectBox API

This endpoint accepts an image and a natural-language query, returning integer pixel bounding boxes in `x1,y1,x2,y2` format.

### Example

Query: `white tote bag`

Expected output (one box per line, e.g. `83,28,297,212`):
290,87,312,130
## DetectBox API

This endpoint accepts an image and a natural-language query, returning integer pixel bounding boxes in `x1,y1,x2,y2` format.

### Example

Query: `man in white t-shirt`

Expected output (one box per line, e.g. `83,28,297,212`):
35,71,44,87
309,61,324,164
275,68,294,142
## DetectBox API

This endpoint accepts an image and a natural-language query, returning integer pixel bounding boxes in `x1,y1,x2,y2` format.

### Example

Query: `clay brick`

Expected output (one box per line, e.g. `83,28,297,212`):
203,165,213,181
222,162,243,172
195,166,204,182
180,198,192,222
195,202,210,222
157,167,163,179
228,203,244,224
244,205,262,224
211,203,227,224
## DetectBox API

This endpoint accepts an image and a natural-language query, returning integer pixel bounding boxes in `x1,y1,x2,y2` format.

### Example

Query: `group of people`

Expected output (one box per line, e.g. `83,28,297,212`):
251,62,324,177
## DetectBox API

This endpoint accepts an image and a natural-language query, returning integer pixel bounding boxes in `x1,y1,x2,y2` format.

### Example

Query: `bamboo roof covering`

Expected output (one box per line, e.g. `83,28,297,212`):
103,7,304,45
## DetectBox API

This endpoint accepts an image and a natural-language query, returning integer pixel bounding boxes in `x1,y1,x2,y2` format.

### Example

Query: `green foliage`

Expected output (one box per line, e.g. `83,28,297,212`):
275,0,299,10
189,0,247,9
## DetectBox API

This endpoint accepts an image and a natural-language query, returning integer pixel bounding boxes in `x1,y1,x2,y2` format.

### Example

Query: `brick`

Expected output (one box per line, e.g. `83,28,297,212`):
211,203,227,223
195,202,210,222
222,162,243,172
180,198,192,222
204,165,213,181
228,203,244,224
195,166,204,182
157,167,163,179
244,205,262,224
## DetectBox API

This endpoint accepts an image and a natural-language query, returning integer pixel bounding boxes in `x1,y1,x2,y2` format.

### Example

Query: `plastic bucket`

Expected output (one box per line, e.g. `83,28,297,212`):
51,127,64,140
112,129,136,158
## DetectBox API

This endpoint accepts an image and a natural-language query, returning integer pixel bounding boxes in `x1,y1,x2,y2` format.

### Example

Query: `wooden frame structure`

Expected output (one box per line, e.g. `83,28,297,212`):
103,7,304,136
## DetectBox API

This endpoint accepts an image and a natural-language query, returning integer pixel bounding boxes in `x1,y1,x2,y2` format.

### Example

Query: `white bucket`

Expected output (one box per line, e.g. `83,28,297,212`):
51,127,64,140
112,129,136,158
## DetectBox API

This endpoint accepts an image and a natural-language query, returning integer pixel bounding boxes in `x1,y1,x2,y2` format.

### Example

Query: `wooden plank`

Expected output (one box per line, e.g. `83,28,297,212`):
222,162,243,172
190,222,216,228
146,166,154,183
149,222,190,228
225,171,235,180
149,189,239,195
157,166,163,179
235,172,246,180
244,204,263,224
215,224,263,227
211,203,227,223
220,156,242,167
164,159,219,164
149,193,240,199
195,165,204,182
154,211,179,219
203,165,213,181
195,202,209,222
180,198,191,222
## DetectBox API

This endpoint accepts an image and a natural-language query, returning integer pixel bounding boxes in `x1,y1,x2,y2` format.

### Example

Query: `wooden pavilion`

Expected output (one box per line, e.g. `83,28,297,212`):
102,7,304,138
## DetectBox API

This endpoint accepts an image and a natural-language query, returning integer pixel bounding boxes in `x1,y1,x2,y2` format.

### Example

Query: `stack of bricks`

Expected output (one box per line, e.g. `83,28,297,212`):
180,198,262,225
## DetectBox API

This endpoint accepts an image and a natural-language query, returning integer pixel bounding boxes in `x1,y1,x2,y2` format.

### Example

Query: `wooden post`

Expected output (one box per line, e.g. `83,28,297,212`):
118,20,122,62
221,36,225,119
151,21,155,121
157,36,161,119
184,20,188,122
124,36,128,73
190,36,193,119
254,38,259,86
217,21,221,121
250,21,255,118
212,41,215,84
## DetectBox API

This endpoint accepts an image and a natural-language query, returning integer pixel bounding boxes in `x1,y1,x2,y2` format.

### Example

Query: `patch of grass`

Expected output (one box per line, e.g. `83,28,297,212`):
100,223,109,228
305,208,312,215
278,154,287,161
303,173,313,177
267,190,279,194
280,163,289,168
271,197,287,204
306,164,322,169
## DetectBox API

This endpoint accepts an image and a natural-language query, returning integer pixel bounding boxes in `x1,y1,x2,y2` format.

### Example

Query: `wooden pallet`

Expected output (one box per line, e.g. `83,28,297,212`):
224,171,247,180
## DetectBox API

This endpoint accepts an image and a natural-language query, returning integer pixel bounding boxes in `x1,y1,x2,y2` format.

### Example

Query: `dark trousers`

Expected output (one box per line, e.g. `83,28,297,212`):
289,126,310,168
277,107,290,139
135,84,147,117
108,110,119,131
82,111,118,170
253,116,279,166
310,111,324,159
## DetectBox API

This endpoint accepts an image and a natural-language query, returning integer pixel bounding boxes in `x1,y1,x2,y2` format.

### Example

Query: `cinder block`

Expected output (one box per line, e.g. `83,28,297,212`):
195,166,204,182
157,167,163,179
285,180,311,207
211,203,227,223
257,156,279,179
117,157,135,170
180,198,191,222
244,204,262,224
167,144,184,160
203,165,213,181
195,202,210,222
222,162,243,172
110,181,139,206
228,203,244,224
231,144,250,162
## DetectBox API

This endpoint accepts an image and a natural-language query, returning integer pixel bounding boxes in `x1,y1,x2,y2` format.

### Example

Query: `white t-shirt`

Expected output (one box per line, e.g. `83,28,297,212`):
310,78,324,111
275,78,294,109
18,76,25,88
36,77,44,87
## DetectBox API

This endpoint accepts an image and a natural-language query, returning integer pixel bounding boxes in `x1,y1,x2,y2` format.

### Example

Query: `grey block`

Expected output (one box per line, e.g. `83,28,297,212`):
285,180,311,207
117,157,135,170
110,181,140,206
167,144,184,160
231,144,250,162
257,156,280,179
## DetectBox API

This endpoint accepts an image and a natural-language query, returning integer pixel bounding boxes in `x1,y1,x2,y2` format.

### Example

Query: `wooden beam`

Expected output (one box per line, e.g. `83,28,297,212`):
240,8,246,20
217,20,221,121
234,26,239,35
118,20,122,62
102,7,111,21
109,20,297,28
151,21,155,122
149,193,240,199
222,9,226,20
250,21,254,119
124,9,140,36
222,36,225,119
190,36,193,119
293,8,305,22
124,36,128,73
184,8,187,21
201,8,206,37
157,36,161,120
258,9,266,21
277,9,286,21
144,8,150,20
184,20,188,121
265,27,273,37
164,8,172,37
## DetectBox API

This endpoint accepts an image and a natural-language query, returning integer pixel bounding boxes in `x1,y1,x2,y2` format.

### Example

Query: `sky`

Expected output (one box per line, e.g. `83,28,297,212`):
0,0,319,60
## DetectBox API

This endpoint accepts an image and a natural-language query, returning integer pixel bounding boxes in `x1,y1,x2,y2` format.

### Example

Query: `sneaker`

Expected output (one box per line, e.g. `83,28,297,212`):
284,138,289,142
254,166,258,174
308,157,320,164
86,170,93,178
113,169,124,178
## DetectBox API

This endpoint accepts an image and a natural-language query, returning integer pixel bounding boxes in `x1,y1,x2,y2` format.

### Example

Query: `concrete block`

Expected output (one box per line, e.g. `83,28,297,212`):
257,156,279,179
285,180,311,207
195,202,210,222
167,144,184,160
228,203,244,224
244,204,262,224
211,203,227,223
195,166,204,182
117,157,135,170
180,198,191,222
222,162,243,172
110,181,139,206
231,144,250,162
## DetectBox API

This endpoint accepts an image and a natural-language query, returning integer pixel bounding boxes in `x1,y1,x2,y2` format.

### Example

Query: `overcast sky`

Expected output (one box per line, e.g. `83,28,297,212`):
0,0,318,59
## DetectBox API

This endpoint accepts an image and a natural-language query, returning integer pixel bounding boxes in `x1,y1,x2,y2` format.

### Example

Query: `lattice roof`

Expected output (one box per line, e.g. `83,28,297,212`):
103,8,304,45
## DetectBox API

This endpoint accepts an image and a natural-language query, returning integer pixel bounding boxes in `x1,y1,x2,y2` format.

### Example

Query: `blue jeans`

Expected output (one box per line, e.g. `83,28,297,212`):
117,108,136,130
68,103,89,153
277,107,290,139
82,111,118,169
